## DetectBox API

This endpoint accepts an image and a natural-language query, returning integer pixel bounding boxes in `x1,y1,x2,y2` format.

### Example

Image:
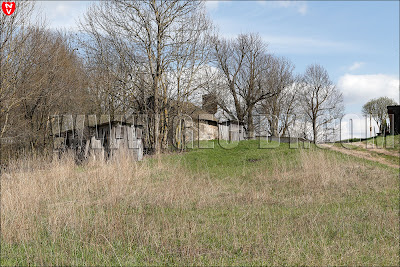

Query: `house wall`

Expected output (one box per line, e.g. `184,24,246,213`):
219,123,246,141
54,123,143,161
197,121,219,140
190,121,246,141
96,124,143,161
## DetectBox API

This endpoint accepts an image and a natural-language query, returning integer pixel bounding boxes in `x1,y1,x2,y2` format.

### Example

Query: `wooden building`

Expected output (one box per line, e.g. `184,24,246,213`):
52,116,143,161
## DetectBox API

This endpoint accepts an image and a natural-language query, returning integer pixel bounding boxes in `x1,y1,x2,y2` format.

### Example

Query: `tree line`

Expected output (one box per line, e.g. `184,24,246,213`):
1,0,344,159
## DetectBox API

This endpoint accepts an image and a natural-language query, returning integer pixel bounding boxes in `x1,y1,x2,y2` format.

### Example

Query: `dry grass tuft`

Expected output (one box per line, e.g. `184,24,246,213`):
1,147,398,266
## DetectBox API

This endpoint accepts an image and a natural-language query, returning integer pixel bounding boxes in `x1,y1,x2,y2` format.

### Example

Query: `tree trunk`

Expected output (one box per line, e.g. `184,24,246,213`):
162,105,168,149
312,119,317,144
247,106,255,139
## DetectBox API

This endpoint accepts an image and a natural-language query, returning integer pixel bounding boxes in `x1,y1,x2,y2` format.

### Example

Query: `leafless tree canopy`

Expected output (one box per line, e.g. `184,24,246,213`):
210,33,283,137
1,1,36,139
257,57,298,137
362,97,397,133
298,64,344,143
78,0,212,152
1,2,91,159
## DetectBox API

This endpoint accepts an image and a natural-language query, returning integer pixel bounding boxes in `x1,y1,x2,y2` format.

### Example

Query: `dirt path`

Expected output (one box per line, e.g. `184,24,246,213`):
350,142,400,157
319,144,399,169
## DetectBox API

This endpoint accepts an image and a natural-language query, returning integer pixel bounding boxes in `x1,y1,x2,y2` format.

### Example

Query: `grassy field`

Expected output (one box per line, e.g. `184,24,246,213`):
1,140,399,266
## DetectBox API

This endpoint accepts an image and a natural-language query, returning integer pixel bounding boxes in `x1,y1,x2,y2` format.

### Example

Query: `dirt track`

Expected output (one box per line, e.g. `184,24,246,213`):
319,144,399,169
350,142,400,157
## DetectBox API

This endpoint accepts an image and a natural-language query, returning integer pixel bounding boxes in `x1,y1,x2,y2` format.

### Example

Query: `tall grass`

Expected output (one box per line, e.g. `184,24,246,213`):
1,144,399,266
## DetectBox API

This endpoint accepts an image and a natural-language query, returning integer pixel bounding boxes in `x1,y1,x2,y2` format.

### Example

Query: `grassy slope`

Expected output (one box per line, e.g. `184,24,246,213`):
343,134,400,150
1,140,399,266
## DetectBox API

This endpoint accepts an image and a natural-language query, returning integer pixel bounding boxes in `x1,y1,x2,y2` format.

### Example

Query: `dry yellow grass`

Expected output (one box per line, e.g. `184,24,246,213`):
1,144,399,266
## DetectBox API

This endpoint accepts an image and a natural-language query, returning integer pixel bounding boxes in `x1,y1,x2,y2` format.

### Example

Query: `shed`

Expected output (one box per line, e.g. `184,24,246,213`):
51,116,143,161
387,105,400,135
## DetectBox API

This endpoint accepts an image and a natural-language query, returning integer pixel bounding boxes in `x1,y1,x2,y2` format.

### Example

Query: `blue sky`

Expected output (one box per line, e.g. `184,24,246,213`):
36,0,399,137
205,1,399,120
207,1,398,76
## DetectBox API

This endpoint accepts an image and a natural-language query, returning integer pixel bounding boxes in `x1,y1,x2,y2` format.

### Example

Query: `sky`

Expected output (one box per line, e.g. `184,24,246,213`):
34,0,399,139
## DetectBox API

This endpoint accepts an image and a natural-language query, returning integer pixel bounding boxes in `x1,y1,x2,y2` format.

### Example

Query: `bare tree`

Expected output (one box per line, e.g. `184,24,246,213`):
211,33,276,138
362,97,397,134
79,0,211,152
0,1,36,138
299,64,343,143
0,2,95,164
3,28,90,151
209,36,245,121
257,57,298,137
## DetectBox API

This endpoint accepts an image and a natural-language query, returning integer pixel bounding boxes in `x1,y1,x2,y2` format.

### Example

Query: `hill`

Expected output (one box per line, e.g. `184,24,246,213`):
1,141,398,265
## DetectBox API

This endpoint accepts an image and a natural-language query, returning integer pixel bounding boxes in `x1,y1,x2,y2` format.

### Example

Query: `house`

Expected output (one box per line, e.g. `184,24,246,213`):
387,105,400,135
175,99,246,142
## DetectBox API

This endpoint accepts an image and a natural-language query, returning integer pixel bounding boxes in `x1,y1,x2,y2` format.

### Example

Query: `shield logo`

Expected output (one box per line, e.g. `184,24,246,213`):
2,2,16,16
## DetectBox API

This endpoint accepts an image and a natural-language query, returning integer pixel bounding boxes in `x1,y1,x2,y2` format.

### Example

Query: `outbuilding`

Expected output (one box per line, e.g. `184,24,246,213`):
387,105,400,135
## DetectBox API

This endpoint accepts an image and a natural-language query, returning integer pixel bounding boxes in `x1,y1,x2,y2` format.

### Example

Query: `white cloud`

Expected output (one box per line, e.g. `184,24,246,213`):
261,34,354,54
337,74,399,107
348,61,365,71
297,4,307,15
205,1,221,11
55,4,71,17
275,1,308,15
34,1,92,31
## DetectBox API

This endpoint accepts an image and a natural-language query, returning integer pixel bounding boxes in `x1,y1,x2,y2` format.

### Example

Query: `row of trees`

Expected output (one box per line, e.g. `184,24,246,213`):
1,0,344,157
207,33,343,141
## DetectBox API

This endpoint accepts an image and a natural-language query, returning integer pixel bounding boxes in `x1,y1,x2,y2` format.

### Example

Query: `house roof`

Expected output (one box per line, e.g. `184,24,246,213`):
51,116,134,135
169,100,218,122
88,119,133,128
387,105,400,114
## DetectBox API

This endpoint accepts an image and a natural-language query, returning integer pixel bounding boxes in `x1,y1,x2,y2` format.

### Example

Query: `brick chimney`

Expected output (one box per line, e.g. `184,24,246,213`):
202,94,218,114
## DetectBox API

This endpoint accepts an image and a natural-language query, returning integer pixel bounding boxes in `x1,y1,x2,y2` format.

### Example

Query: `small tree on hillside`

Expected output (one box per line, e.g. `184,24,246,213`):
299,64,344,143
362,97,397,134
